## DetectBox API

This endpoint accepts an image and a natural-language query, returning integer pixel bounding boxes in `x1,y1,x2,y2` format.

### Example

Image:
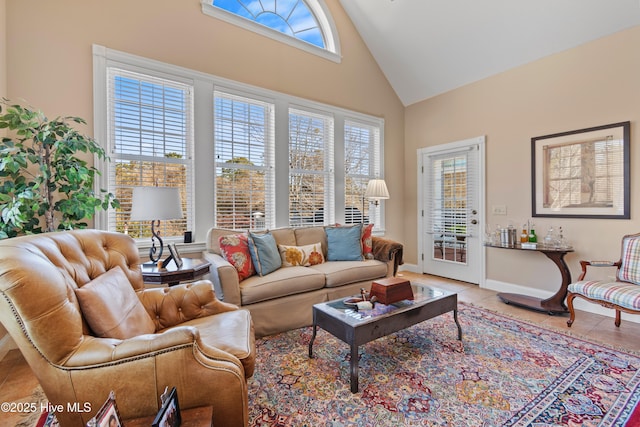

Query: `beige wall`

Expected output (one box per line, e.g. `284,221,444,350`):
405,26,640,292
4,0,405,242
0,0,5,100
0,0,8,356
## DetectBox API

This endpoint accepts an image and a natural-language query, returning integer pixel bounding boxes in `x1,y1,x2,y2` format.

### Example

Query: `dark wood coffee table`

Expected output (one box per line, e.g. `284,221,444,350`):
308,283,462,393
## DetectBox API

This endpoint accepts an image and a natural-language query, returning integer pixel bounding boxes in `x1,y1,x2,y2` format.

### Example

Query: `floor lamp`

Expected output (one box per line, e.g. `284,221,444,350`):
130,186,183,264
365,179,390,207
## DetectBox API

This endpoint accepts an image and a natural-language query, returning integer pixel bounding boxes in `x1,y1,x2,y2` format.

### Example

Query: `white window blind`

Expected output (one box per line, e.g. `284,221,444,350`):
345,120,381,225
426,147,478,239
107,68,194,240
214,90,275,230
288,108,334,226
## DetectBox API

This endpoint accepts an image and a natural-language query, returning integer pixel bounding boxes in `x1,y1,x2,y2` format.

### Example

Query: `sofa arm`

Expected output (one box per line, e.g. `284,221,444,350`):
202,252,242,305
140,281,239,330
372,236,404,275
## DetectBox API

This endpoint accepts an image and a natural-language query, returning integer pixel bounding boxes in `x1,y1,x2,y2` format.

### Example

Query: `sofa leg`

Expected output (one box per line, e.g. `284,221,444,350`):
566,293,576,327
615,310,621,327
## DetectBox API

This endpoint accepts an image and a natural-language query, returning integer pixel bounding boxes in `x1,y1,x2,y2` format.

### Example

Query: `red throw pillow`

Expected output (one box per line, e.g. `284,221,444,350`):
219,234,255,281
362,223,374,259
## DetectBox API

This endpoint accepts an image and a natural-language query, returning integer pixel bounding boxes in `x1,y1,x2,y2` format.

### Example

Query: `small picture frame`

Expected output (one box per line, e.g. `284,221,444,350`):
152,387,181,427
86,391,122,427
168,243,183,269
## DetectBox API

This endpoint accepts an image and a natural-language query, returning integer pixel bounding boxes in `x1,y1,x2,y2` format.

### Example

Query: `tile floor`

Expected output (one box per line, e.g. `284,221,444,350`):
1,272,639,426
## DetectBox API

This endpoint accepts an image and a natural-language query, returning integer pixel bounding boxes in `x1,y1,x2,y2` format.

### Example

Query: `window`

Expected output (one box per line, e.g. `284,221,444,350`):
345,120,382,225
288,108,334,226
94,46,384,242
214,91,275,229
106,68,194,241
201,0,341,62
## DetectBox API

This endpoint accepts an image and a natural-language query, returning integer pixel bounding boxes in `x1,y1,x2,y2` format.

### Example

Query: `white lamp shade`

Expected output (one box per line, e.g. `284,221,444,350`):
129,187,183,221
364,179,390,201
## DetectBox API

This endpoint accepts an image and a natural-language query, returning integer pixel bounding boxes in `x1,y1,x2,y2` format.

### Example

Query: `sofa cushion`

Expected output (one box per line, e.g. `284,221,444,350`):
270,227,297,247
309,260,388,288
569,280,640,311
326,224,363,261
239,266,326,304
219,234,255,281
294,226,329,257
279,242,325,267
75,266,156,339
248,232,282,276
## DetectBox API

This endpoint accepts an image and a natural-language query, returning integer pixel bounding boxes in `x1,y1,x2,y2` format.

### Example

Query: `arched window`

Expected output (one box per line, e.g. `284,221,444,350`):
201,0,341,62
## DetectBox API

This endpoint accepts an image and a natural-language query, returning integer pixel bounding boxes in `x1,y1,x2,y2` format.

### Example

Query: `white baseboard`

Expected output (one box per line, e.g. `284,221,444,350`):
396,271,640,325
398,263,418,274
0,334,17,361
484,279,640,324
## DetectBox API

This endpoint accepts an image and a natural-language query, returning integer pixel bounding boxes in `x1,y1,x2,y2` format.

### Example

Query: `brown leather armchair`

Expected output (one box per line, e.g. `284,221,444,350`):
0,230,255,427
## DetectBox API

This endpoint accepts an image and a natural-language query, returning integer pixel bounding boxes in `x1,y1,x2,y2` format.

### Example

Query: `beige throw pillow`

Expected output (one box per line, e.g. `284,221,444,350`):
75,266,156,339
279,242,325,267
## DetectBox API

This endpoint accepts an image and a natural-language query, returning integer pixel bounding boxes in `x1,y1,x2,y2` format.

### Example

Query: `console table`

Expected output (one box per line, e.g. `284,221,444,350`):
485,243,573,314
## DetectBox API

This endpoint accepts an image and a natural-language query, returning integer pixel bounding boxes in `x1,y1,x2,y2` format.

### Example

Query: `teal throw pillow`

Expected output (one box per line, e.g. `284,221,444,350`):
248,232,282,276
326,224,363,261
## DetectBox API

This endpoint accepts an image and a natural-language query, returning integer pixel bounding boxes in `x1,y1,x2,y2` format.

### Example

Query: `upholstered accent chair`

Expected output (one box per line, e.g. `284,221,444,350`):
567,232,640,328
0,230,255,427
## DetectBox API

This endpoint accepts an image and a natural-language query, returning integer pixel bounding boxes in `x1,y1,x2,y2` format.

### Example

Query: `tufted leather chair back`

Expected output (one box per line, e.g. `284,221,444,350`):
0,230,143,366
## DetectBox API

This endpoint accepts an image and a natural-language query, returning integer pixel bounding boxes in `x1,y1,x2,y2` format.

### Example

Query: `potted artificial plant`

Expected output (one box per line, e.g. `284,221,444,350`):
0,99,119,239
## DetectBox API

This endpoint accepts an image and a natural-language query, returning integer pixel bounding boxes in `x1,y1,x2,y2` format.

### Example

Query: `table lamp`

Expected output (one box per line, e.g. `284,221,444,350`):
364,179,390,206
130,186,183,263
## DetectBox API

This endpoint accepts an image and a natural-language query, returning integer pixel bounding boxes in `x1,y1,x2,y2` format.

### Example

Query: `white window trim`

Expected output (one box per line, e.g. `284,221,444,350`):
200,0,342,63
93,45,383,242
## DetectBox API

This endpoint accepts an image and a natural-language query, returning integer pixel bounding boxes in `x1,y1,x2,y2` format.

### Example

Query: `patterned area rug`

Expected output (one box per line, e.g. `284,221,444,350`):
248,303,640,426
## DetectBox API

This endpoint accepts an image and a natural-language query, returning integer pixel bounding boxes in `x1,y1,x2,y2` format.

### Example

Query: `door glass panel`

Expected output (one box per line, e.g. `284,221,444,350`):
429,155,468,264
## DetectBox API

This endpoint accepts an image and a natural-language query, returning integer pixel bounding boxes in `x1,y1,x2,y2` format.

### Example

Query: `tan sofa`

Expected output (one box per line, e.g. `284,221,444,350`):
204,226,403,337
0,230,255,427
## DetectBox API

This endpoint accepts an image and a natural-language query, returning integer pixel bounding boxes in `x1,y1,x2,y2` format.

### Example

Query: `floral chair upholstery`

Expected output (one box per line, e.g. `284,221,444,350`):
567,232,640,327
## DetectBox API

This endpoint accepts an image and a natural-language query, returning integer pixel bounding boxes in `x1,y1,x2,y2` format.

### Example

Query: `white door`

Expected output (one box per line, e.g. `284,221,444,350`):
418,136,485,284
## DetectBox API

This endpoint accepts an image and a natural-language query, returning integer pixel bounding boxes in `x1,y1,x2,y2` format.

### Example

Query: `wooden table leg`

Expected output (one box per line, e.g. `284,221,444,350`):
350,343,359,393
539,250,571,312
453,309,462,340
308,324,317,358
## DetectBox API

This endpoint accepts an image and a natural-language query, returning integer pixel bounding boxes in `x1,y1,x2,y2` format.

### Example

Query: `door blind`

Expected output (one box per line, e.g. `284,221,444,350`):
426,146,478,239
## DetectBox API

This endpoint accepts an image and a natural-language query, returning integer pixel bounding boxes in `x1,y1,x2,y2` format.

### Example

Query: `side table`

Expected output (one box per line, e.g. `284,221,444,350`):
141,258,211,286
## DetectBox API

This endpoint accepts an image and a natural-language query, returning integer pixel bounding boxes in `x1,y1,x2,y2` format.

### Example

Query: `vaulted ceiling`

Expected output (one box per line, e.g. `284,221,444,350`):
339,0,640,106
